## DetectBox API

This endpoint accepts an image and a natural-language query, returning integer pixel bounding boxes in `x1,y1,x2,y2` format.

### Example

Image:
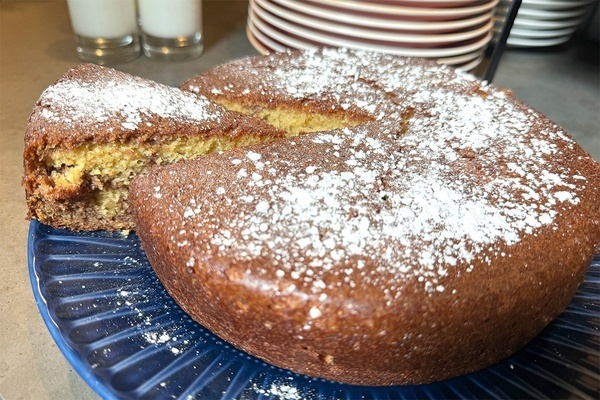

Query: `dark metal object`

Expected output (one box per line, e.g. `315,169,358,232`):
478,0,522,83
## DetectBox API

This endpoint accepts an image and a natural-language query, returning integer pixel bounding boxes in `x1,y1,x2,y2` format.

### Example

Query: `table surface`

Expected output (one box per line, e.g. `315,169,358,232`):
1,1,598,399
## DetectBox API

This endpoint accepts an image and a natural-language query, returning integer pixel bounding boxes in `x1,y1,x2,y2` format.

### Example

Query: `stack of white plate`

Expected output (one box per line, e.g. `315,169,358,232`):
247,0,500,71
494,0,596,48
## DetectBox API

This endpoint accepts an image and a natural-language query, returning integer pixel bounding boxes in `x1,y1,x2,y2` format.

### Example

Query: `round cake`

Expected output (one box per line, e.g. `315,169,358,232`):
131,48,600,385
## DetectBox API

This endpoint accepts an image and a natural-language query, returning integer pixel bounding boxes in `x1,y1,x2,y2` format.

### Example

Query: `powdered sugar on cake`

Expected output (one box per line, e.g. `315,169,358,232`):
148,49,589,299
37,65,222,132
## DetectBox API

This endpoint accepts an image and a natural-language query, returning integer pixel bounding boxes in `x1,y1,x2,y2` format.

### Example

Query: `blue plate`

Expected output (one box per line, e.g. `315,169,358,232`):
28,220,599,399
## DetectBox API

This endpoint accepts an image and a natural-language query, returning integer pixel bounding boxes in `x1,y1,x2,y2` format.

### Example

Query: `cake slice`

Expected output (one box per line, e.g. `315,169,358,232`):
23,63,286,231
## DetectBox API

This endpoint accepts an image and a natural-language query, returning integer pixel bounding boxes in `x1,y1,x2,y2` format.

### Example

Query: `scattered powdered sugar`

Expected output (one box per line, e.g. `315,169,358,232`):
143,330,172,345
116,287,188,356
251,382,302,400
246,376,311,400
309,306,322,319
38,65,222,131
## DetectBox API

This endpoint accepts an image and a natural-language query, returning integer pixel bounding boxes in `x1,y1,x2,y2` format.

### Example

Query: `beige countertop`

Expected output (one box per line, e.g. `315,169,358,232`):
0,1,598,399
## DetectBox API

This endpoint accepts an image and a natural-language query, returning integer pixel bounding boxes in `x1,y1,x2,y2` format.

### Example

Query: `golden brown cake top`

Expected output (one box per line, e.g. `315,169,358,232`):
137,49,600,302
182,47,489,120
25,63,282,151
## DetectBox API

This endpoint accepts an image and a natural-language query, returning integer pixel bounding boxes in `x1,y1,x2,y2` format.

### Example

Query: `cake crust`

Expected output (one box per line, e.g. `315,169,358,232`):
131,48,600,385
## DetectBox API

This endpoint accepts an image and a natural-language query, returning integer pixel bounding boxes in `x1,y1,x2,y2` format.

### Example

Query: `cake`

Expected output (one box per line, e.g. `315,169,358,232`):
129,48,600,385
23,63,286,231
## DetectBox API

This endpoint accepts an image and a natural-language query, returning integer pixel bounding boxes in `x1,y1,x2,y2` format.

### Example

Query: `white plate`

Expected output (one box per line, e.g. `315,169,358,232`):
250,7,486,67
437,49,482,65
498,0,593,8
270,0,495,31
511,6,591,20
250,8,316,51
250,6,493,58
247,19,280,54
520,0,594,11
510,26,578,39
246,26,269,55
254,0,494,44
455,53,485,71
248,11,289,52
511,16,585,30
301,0,499,18
507,34,572,47
366,0,486,6
255,25,487,71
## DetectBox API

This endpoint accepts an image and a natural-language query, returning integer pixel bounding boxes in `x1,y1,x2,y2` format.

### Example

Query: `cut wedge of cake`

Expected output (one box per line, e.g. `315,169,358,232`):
23,63,286,231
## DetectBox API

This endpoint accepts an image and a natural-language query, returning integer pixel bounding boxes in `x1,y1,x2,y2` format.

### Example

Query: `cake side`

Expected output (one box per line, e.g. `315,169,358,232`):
23,63,287,231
